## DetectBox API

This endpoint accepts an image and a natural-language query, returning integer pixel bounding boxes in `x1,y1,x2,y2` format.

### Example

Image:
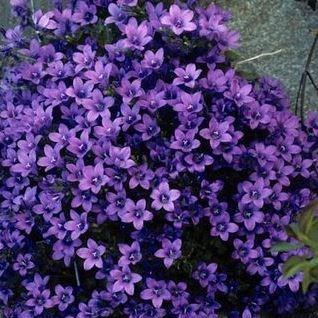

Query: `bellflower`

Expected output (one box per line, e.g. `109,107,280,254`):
154,238,182,268
161,4,196,35
151,182,180,212
77,239,106,270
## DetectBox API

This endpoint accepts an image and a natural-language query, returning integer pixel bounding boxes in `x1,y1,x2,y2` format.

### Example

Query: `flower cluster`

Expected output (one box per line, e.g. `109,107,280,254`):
0,0,318,317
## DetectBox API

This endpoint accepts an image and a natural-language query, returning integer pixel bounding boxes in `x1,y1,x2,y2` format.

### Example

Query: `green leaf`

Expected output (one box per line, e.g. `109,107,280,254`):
271,242,303,252
301,266,318,294
306,220,318,249
299,201,318,235
283,256,309,278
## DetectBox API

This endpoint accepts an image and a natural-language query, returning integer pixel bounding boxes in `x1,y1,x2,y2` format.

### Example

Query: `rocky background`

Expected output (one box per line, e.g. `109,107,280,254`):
1,0,317,111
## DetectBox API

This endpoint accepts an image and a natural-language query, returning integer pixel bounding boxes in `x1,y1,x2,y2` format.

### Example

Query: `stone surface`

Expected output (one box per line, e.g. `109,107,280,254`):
0,0,317,110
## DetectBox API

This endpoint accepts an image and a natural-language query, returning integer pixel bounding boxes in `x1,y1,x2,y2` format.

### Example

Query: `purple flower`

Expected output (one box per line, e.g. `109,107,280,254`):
105,3,127,25
210,213,238,241
142,48,164,69
193,262,217,288
173,64,202,88
128,163,155,189
64,210,88,240
155,238,182,268
234,202,264,231
52,285,74,311
13,254,34,276
120,199,153,230
170,129,200,152
140,278,171,308
82,89,114,122
241,178,272,208
37,144,63,171
25,289,53,315
110,266,142,295
135,114,160,140
224,79,254,106
161,4,196,35
122,18,152,50
151,182,180,212
232,239,258,264
66,77,94,105
11,150,37,177
72,1,97,26
117,78,143,104
79,163,108,194
200,118,232,149
118,241,142,266
67,131,91,158
77,239,106,270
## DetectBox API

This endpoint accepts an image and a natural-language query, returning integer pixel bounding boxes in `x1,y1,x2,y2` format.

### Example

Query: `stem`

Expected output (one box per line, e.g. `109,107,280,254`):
306,71,318,94
74,260,81,287
296,32,318,122
235,49,284,67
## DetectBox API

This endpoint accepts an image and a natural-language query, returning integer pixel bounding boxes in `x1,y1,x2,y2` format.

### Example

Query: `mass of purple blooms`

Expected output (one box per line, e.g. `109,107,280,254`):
0,0,318,317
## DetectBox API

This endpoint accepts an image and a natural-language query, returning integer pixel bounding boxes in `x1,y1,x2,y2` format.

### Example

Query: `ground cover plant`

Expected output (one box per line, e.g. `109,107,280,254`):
0,0,318,317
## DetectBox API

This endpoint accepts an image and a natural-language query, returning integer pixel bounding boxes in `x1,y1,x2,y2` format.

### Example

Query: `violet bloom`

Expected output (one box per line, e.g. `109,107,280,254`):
134,114,160,140
110,266,142,295
151,182,180,212
118,241,142,266
64,210,88,240
170,129,200,152
105,3,127,25
173,91,203,114
72,45,96,72
49,124,74,147
173,64,202,88
67,131,91,158
123,18,152,51
200,118,232,149
66,77,94,105
224,79,254,106
117,78,143,104
185,152,214,173
142,48,164,69
234,202,264,231
79,163,108,194
37,144,63,171
277,264,303,292
117,0,138,6
241,178,272,208
11,150,37,177
161,4,196,35
245,103,272,129
84,61,112,86
128,163,155,189
82,89,114,122
72,1,97,26
155,238,182,268
105,146,135,169
21,62,44,84
25,290,53,315
193,263,217,288
120,199,153,230
121,104,141,131
13,254,34,276
52,285,74,311
232,239,258,264
210,213,238,241
140,278,171,308
77,239,106,270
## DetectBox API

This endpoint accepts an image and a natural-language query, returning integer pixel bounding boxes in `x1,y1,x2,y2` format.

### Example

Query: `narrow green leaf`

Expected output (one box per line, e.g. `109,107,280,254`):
299,200,318,235
283,256,308,278
271,242,303,252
